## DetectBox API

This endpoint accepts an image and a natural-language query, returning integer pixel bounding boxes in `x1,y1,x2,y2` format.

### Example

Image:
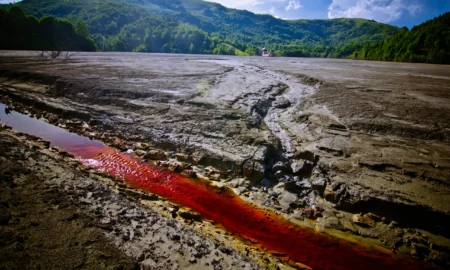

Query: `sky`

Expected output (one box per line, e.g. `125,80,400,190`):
206,0,450,28
1,0,449,28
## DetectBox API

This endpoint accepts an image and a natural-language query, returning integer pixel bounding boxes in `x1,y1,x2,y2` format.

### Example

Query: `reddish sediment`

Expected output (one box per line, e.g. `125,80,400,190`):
74,147,431,270
0,105,433,269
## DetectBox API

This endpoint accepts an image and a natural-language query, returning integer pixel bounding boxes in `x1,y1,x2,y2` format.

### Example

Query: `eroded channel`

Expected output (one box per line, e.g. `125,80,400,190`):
0,103,433,269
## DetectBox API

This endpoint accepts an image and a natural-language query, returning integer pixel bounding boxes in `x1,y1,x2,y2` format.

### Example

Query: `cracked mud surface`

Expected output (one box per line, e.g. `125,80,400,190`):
0,51,449,268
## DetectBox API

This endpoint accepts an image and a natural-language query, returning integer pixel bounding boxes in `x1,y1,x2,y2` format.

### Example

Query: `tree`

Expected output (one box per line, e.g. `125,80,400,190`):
76,21,90,38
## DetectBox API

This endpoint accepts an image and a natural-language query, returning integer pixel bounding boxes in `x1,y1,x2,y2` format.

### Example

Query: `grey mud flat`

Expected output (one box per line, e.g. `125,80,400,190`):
0,51,450,268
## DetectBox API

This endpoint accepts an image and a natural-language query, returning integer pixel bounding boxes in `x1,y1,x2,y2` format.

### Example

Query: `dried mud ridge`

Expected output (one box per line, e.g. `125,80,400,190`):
1,52,450,268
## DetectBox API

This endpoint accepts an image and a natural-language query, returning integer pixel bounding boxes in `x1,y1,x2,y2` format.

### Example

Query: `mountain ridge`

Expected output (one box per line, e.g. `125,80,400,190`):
6,0,401,57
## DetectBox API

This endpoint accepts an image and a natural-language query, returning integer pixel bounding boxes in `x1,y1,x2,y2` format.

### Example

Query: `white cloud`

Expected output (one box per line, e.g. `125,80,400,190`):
206,0,268,10
206,0,291,11
270,6,276,14
328,0,422,22
286,0,303,11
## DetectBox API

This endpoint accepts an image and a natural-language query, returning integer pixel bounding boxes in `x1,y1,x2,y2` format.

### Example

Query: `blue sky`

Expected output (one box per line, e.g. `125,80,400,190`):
1,0,449,28
206,0,450,28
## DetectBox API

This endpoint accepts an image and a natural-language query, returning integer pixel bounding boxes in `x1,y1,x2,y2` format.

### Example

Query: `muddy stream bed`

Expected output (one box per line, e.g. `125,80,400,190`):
0,103,433,269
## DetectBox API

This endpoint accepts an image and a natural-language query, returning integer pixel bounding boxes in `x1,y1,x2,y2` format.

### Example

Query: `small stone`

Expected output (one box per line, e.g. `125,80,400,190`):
324,186,337,202
352,214,376,228
278,191,298,210
171,234,181,241
181,170,197,178
274,170,285,180
273,97,291,109
272,161,289,173
135,150,146,157
144,150,168,160
179,210,202,222
133,142,144,150
175,153,189,162
260,178,273,188
311,178,326,195
192,151,204,165
219,246,233,255
291,160,307,174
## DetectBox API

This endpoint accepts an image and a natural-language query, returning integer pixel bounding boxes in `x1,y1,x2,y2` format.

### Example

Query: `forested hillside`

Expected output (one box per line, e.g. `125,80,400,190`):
3,0,401,57
352,12,450,64
0,6,97,52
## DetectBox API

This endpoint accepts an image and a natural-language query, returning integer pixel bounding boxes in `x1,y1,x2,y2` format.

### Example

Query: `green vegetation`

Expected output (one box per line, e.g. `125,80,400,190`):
0,6,97,52
1,0,448,64
197,80,211,96
352,12,450,64
2,0,401,57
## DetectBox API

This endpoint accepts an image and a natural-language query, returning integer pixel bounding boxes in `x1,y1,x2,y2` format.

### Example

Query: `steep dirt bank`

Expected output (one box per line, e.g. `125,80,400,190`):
1,51,449,267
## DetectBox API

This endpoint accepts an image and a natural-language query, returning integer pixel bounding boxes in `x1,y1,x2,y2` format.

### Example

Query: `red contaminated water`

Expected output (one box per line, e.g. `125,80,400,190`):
0,104,435,269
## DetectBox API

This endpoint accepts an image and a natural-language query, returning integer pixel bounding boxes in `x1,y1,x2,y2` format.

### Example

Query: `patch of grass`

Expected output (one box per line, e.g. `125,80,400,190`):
222,43,250,56
197,80,211,96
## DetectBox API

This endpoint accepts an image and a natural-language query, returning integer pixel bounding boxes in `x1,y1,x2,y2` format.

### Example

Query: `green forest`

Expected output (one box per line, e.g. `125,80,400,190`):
2,0,401,57
0,0,449,64
351,12,450,64
0,6,97,52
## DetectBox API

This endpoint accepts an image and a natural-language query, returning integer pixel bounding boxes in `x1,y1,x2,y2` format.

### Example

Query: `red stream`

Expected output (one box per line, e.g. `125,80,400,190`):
74,145,431,270
0,104,433,269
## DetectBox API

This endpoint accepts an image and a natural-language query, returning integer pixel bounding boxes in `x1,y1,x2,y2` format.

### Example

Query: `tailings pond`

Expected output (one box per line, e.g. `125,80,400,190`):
0,103,433,269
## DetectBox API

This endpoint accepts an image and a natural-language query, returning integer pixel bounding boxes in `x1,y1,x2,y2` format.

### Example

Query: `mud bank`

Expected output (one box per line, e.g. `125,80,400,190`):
0,104,431,269
0,127,270,269
0,51,449,268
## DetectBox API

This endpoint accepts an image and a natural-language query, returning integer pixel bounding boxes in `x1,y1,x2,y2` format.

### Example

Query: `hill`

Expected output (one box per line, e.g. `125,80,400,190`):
0,6,97,52
352,12,450,64
3,0,402,57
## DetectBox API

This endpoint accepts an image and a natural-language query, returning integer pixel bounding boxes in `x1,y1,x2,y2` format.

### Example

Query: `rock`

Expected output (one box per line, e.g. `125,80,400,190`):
324,181,346,203
219,246,233,255
175,153,189,162
179,210,202,222
277,263,296,270
171,234,181,241
272,161,289,173
260,178,273,188
274,170,285,180
273,97,291,109
285,178,312,194
269,191,278,199
37,139,51,148
191,151,204,165
324,186,337,203
134,150,146,157
290,160,308,174
352,213,376,228
298,208,323,220
325,217,340,229
132,142,144,150
243,161,265,184
181,170,197,178
144,150,168,161
157,160,189,172
59,151,74,158
311,178,326,195
411,243,430,259
278,191,300,210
